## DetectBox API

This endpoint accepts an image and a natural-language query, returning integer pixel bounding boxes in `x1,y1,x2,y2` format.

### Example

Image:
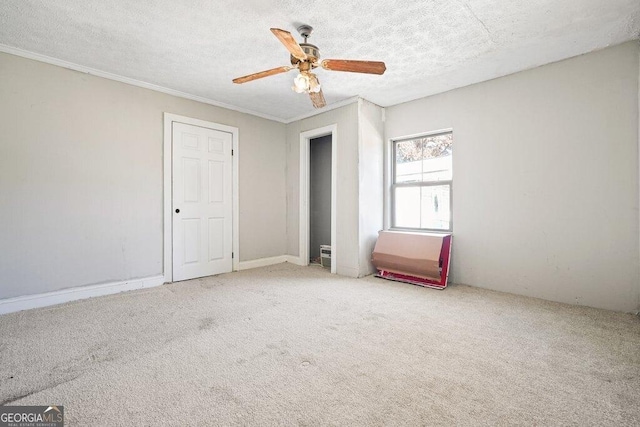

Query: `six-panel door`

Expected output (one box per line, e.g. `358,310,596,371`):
172,122,232,281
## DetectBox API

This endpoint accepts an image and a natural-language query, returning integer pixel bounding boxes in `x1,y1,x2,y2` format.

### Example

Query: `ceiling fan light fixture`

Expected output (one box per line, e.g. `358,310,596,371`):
292,72,310,93
309,74,321,93
292,72,321,94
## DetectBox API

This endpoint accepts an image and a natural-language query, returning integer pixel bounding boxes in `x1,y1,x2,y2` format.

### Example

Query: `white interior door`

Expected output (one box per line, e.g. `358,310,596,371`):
172,122,233,281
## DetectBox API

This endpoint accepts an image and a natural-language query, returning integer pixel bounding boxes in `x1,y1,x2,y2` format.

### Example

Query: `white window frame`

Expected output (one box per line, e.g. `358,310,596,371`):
390,130,453,233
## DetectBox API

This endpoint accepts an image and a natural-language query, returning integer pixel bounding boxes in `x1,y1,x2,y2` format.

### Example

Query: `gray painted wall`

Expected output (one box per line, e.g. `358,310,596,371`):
309,135,332,260
358,100,385,277
286,103,361,277
384,41,640,312
2,41,638,313
286,100,385,278
0,52,287,299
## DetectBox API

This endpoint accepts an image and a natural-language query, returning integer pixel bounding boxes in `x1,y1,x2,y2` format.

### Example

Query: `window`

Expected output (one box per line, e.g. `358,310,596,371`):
391,131,452,231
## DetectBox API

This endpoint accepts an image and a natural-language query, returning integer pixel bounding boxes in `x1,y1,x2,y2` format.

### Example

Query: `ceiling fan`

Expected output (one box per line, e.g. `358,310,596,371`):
232,25,386,109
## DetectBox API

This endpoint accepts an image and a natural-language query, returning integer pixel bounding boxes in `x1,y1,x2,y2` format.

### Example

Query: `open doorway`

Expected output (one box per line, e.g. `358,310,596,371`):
309,135,332,267
299,124,337,274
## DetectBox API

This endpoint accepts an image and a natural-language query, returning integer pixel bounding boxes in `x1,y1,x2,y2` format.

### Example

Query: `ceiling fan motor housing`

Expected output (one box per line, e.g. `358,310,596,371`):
291,43,320,67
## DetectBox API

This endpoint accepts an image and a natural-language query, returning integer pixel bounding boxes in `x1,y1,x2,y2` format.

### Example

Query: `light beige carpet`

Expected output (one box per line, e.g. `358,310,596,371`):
1,263,638,426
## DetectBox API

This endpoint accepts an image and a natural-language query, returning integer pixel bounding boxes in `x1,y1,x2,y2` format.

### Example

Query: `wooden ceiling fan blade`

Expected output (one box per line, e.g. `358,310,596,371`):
270,28,307,61
309,89,326,109
232,66,293,84
321,59,386,75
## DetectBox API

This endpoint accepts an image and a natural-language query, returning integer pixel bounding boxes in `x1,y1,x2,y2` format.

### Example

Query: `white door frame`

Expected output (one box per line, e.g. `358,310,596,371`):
163,113,239,283
299,124,337,274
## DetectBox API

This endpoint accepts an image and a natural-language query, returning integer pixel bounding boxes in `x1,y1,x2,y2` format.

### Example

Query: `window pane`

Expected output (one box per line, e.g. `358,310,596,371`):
395,133,452,183
395,140,424,183
394,186,421,228
420,185,451,230
394,184,451,230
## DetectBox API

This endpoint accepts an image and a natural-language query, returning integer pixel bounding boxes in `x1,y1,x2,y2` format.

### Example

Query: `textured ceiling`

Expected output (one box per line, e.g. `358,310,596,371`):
1,0,639,122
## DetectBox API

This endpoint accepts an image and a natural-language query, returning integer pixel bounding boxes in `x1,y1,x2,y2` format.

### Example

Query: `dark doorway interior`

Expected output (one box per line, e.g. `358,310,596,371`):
309,135,332,263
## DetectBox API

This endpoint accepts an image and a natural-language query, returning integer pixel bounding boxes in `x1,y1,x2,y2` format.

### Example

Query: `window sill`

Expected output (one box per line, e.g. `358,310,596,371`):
387,228,452,236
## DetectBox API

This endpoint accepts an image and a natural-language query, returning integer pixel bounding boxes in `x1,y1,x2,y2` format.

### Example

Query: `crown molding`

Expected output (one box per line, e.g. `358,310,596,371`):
0,44,366,125
283,96,360,123
0,43,290,123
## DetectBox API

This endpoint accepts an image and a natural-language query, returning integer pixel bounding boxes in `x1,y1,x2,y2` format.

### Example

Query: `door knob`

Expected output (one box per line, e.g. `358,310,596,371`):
175,209,180,213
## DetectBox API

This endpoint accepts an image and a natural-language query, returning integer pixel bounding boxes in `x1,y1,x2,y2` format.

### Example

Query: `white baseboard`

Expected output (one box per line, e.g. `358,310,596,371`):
236,255,288,271
0,275,165,315
236,255,311,271
285,255,307,266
